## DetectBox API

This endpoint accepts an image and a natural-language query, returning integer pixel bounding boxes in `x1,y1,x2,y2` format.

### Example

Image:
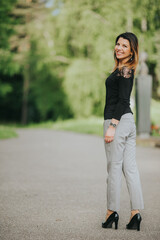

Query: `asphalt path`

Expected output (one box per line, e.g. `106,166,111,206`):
0,129,160,240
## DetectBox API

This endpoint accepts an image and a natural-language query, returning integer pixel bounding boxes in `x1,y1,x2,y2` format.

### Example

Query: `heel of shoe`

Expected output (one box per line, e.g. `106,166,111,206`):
137,213,141,231
137,221,140,231
115,219,118,229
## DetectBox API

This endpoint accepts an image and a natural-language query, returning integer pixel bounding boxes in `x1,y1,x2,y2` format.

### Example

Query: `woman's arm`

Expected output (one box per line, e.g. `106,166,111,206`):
112,71,133,121
104,119,119,143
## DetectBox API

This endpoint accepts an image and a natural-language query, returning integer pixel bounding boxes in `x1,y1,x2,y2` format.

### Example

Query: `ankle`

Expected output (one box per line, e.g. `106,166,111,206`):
131,210,139,217
105,209,114,220
107,209,114,215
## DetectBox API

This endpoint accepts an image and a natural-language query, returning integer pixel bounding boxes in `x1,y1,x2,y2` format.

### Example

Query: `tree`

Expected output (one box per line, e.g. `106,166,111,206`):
0,0,19,97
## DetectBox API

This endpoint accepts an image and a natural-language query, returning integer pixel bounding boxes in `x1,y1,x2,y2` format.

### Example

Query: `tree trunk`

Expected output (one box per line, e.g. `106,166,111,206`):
21,63,30,124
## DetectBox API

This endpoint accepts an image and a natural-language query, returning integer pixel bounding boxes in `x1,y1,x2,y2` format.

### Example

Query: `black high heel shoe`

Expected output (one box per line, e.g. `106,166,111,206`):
126,213,142,231
102,211,119,229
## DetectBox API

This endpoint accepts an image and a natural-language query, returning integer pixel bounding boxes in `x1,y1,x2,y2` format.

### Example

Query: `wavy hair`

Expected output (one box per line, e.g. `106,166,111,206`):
113,32,139,72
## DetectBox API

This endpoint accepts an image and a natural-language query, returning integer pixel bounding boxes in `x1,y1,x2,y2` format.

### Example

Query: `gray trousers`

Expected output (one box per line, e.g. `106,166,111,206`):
103,113,144,211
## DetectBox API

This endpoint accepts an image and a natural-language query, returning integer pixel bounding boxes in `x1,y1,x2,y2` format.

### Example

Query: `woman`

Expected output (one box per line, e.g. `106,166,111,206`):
102,32,144,231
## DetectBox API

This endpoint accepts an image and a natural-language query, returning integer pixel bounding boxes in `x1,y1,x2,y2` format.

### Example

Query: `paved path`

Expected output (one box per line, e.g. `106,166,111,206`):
0,129,160,240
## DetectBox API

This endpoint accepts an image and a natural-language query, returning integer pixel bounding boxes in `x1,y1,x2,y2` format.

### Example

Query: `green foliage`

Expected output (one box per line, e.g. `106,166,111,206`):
0,0,17,49
0,0,20,99
0,73,23,122
64,58,105,117
0,82,12,96
29,63,73,121
28,38,73,121
0,1,22,116
0,49,20,76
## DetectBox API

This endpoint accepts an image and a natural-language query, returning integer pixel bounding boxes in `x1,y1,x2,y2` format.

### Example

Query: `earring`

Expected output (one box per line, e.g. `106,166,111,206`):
130,55,133,61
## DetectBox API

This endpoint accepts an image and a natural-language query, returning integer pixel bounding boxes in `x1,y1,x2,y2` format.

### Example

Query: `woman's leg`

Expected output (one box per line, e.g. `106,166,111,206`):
104,120,114,218
104,119,126,212
122,117,144,217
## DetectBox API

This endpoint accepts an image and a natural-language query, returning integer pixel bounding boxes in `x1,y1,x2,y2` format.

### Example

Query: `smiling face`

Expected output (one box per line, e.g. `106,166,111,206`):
115,37,132,62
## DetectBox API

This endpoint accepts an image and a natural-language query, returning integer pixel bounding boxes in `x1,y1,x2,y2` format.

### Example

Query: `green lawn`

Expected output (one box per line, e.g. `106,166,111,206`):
0,126,18,139
28,117,104,136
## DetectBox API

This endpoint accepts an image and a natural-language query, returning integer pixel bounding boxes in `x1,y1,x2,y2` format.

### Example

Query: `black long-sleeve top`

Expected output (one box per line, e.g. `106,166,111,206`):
104,66,134,121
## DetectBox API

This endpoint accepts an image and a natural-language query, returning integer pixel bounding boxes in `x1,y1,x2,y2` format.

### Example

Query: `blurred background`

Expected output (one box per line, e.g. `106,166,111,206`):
0,0,160,138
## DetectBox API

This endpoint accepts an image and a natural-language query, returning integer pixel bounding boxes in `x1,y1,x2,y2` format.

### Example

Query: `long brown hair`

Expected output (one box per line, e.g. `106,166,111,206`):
113,32,139,72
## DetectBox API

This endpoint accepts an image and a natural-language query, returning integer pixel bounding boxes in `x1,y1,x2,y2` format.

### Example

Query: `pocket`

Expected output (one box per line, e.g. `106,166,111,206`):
121,113,134,122
116,118,134,138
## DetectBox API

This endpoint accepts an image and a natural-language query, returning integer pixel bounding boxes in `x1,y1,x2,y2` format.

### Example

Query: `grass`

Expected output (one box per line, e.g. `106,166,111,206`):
28,117,104,136
0,125,18,140
0,117,104,140
151,99,160,125
0,99,160,139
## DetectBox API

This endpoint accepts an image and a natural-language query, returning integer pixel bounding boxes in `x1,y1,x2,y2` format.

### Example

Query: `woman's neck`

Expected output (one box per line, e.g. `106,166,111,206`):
118,56,130,67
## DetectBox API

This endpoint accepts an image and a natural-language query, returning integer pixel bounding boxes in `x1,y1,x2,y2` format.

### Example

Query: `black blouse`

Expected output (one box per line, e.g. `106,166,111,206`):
104,66,134,121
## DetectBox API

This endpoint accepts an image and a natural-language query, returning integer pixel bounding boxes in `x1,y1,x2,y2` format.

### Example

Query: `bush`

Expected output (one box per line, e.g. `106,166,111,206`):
64,58,105,117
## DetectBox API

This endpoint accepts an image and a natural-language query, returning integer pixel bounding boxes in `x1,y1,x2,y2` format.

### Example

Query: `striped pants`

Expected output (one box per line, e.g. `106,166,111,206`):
103,113,144,211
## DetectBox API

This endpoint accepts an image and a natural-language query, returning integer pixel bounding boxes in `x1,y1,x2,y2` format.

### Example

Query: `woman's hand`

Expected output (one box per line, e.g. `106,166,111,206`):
104,126,116,143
